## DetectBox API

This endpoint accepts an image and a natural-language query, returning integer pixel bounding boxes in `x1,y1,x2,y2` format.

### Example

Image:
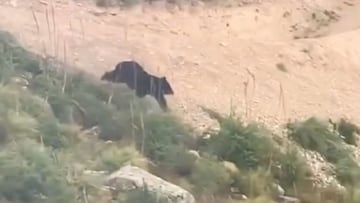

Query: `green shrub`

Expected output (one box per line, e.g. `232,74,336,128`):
0,139,77,203
93,145,144,172
27,72,63,97
286,117,342,155
202,111,281,170
71,92,131,141
336,118,360,146
286,117,349,164
132,112,198,175
201,109,315,200
38,119,80,149
0,85,78,149
344,187,360,203
189,156,232,196
234,168,274,198
0,85,49,119
335,157,360,187
0,120,8,143
286,117,360,186
134,112,192,162
62,73,152,141
275,149,313,190
297,185,348,203
160,145,197,176
0,30,42,77
47,94,76,124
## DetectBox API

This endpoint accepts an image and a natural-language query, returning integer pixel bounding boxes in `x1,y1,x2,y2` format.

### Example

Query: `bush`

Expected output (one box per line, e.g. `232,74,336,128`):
189,156,232,196
131,112,198,176
0,30,42,78
71,92,132,141
201,109,315,201
0,84,79,149
297,185,348,203
0,139,77,203
133,112,192,162
275,149,313,190
336,118,360,146
286,117,349,163
286,117,360,186
233,168,274,198
39,119,80,149
47,94,76,124
0,120,8,143
160,145,197,176
202,110,281,170
344,187,360,203
286,117,342,155
93,145,144,172
335,157,360,187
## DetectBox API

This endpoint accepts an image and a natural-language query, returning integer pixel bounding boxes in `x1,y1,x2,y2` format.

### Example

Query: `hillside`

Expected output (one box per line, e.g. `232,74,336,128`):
0,0,360,203
0,0,360,132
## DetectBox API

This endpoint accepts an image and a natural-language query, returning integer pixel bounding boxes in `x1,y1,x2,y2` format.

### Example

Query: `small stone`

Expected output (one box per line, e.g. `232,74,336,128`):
187,150,200,159
223,161,239,174
272,183,285,196
277,195,301,203
219,42,227,46
91,9,106,16
232,193,248,200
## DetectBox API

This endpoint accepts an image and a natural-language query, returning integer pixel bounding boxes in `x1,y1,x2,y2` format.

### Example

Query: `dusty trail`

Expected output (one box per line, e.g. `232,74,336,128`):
0,0,360,132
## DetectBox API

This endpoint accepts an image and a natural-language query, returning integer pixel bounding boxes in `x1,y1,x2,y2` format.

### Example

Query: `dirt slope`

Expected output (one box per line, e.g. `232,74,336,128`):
0,0,360,132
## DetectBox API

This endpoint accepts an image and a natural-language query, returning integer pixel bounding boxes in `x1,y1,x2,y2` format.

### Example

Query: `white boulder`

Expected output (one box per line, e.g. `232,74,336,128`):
104,165,195,203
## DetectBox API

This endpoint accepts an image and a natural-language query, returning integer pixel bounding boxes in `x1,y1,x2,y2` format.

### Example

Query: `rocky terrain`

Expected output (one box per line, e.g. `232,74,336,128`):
0,0,360,202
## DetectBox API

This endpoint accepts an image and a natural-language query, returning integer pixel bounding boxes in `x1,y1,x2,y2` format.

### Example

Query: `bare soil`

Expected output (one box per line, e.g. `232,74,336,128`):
0,0,360,132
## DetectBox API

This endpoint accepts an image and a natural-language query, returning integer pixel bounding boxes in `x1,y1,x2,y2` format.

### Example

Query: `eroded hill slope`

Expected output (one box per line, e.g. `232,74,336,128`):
0,0,359,132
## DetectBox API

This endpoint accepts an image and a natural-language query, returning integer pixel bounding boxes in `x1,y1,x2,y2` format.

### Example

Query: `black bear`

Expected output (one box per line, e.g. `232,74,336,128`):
101,60,174,111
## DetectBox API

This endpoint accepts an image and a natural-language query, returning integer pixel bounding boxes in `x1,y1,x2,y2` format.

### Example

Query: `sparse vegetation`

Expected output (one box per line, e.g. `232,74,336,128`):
286,117,360,187
335,118,360,146
0,138,77,203
189,155,232,196
1,27,360,203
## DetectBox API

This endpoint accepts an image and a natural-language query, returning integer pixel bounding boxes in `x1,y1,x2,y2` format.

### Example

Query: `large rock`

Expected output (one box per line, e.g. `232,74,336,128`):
104,165,195,203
